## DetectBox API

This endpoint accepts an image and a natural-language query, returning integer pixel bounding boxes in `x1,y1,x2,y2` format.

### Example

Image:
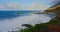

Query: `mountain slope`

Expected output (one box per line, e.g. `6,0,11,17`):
44,2,60,14
20,2,60,32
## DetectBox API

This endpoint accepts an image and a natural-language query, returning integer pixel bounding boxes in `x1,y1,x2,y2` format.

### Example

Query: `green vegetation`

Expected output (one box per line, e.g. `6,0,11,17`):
20,3,60,32
47,20,59,25
20,19,59,32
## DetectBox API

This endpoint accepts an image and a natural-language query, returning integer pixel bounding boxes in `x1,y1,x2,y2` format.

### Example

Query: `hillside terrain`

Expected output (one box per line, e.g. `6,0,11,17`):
20,2,60,32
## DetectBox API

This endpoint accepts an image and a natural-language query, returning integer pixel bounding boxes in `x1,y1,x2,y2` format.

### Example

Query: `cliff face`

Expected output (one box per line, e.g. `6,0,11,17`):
44,2,60,12
44,2,60,21
43,3,60,32
53,5,60,21
20,2,60,32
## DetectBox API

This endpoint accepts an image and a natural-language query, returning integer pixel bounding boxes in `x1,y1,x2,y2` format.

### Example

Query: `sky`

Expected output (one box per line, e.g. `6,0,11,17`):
0,0,60,10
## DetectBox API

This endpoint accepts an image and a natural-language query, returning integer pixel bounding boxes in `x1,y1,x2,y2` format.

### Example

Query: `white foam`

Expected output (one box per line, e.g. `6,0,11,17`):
0,14,52,32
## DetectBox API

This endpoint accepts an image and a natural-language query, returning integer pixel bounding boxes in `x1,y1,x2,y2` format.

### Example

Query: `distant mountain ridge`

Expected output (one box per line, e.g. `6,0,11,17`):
51,2,60,7
44,2,60,14
44,2,60,21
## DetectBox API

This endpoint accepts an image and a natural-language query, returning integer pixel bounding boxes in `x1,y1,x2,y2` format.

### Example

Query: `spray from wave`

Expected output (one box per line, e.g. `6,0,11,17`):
0,14,54,32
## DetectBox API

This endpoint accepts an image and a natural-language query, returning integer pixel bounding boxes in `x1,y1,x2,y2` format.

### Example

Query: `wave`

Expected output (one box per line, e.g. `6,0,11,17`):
0,14,54,32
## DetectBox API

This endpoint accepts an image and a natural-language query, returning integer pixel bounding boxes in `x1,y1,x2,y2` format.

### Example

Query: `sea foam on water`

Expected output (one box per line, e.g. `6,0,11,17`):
0,14,54,32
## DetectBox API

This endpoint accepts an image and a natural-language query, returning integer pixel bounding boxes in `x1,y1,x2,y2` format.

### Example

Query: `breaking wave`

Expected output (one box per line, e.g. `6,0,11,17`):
0,14,55,32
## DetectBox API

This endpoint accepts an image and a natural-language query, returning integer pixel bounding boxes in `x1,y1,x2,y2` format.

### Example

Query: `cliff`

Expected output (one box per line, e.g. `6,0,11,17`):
20,2,60,32
44,2,60,21
45,2,60,32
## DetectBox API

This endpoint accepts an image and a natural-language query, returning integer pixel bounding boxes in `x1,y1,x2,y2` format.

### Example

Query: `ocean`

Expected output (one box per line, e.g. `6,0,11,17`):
0,11,56,32
0,11,32,20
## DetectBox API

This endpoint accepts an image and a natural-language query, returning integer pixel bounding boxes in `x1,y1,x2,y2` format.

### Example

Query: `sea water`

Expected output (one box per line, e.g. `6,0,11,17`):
0,11,56,32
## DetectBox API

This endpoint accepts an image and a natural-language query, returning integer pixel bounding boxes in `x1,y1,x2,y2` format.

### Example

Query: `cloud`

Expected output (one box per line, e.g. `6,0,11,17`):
20,0,59,10
0,5,5,9
0,2,49,10
50,0,59,4
20,2,49,11
7,2,20,9
0,0,59,10
0,2,21,10
51,0,59,2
